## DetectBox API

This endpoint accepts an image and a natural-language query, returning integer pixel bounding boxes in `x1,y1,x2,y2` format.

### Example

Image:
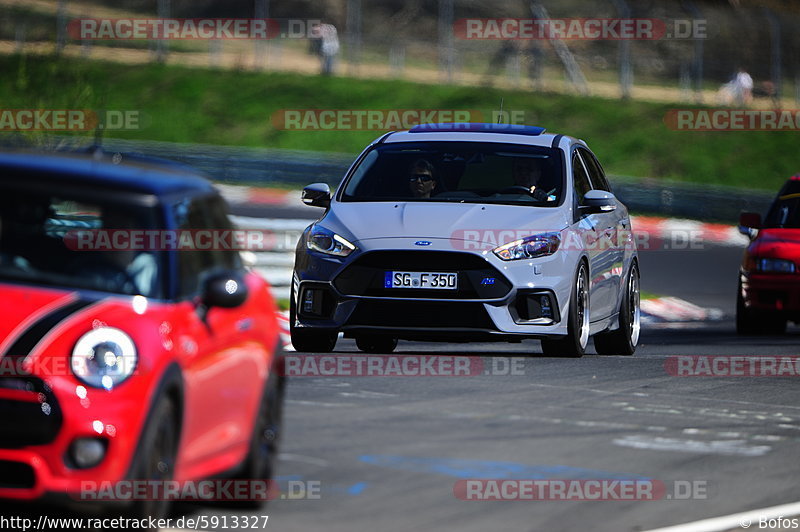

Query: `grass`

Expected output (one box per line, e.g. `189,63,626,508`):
3,53,798,190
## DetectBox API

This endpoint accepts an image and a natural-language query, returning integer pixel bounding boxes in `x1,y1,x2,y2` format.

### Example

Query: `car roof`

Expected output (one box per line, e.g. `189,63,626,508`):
381,123,582,149
0,150,216,198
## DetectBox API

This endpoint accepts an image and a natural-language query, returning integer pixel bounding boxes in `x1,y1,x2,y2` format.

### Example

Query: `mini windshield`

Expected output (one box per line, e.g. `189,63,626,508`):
341,142,564,206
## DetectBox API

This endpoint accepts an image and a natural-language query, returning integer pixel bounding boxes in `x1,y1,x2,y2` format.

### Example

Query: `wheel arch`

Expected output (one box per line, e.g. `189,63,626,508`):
124,362,185,479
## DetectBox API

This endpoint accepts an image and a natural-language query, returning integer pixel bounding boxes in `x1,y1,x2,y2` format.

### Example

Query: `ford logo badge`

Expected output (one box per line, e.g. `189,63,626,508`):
414,241,432,246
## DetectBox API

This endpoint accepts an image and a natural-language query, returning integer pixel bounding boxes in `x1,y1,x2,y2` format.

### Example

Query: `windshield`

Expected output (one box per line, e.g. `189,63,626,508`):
0,188,163,298
341,142,564,206
764,182,800,229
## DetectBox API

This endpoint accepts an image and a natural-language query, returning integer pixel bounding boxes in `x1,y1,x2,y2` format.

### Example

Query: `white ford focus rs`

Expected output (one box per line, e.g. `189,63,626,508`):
291,123,640,357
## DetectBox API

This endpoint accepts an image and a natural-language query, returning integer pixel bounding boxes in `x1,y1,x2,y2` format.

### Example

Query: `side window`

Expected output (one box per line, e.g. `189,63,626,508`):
579,148,611,192
572,152,592,201
174,198,215,298
206,196,243,271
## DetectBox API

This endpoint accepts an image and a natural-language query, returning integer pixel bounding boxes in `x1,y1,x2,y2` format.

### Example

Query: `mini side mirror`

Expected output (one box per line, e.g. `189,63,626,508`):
203,272,249,309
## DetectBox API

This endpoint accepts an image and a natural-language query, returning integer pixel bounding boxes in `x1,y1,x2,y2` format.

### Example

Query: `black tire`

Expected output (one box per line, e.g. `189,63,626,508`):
594,263,640,356
289,286,337,352
541,263,590,358
355,335,398,353
736,280,787,335
291,329,337,353
128,395,178,524
233,368,285,509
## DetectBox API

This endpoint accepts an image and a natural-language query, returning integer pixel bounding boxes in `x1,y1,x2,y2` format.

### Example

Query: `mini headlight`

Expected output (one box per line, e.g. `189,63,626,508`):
307,225,356,257
71,328,137,390
493,233,561,261
755,258,796,274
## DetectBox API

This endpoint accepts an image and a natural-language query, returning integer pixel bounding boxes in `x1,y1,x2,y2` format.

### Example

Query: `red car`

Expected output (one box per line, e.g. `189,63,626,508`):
0,151,284,517
737,175,800,334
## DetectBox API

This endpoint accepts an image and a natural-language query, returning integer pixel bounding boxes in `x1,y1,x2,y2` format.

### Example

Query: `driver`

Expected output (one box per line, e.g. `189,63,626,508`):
67,207,157,295
408,159,438,199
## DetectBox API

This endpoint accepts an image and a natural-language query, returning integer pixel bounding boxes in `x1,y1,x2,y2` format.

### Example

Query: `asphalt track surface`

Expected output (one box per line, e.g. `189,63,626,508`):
222,205,800,532
12,204,800,532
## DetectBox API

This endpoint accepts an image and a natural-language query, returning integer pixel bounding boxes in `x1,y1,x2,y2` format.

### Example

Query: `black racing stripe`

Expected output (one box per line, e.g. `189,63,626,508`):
3,298,95,361
551,134,564,149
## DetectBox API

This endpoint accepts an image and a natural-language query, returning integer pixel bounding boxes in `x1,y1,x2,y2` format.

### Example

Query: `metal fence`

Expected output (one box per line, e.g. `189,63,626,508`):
6,0,800,105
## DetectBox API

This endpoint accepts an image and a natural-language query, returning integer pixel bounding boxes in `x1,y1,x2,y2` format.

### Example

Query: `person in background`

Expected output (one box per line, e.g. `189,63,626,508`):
310,22,339,76
308,22,323,58
734,67,754,106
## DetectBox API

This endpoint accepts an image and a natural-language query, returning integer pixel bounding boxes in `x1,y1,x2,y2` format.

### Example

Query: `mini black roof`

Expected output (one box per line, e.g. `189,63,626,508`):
0,150,216,198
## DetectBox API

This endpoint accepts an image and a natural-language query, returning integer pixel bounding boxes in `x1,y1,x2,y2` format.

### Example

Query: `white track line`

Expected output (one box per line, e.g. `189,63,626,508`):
644,501,800,531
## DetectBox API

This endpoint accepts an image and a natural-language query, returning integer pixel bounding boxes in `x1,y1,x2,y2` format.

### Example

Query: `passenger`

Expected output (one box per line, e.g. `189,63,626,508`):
511,157,549,201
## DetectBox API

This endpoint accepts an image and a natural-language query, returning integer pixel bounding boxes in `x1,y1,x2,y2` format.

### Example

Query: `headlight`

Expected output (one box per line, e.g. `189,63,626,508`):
754,258,796,274
71,328,137,390
307,225,356,257
493,233,560,261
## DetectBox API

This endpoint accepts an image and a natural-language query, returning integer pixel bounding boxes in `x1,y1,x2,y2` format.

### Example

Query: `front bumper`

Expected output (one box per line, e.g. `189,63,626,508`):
741,272,800,316
294,243,575,340
0,373,150,501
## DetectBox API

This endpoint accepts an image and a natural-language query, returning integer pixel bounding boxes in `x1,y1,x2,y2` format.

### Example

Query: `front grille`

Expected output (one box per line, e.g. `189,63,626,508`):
334,250,512,299
347,299,496,330
0,460,35,489
0,376,63,448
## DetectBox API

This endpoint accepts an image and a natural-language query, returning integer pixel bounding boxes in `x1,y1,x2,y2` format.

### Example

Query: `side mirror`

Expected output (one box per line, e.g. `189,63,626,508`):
580,190,617,214
738,212,762,238
203,272,249,309
302,183,332,208
739,212,761,229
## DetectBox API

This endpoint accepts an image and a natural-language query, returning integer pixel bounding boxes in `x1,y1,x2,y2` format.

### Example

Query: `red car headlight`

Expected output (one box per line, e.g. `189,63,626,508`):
71,327,138,390
751,257,797,274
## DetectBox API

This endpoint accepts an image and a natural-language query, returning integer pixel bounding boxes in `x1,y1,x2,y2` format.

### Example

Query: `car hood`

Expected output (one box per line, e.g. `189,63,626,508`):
323,201,569,246
757,228,800,244
0,283,83,354
750,228,800,258
0,282,170,364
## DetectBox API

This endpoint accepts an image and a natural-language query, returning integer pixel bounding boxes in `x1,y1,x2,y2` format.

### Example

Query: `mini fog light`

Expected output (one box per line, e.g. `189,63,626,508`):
70,437,107,469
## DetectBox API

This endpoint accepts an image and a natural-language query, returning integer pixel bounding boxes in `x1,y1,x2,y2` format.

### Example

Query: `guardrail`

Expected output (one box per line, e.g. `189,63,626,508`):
1,136,763,305
23,136,772,223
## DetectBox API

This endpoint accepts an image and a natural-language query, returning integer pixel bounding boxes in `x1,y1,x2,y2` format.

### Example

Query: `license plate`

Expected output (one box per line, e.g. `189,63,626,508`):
385,271,458,290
